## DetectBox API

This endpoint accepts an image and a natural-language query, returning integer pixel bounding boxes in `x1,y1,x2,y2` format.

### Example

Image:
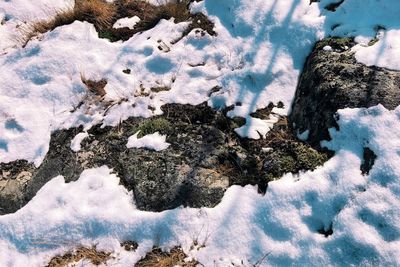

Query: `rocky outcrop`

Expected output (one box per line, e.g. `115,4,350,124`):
0,103,327,214
290,37,400,147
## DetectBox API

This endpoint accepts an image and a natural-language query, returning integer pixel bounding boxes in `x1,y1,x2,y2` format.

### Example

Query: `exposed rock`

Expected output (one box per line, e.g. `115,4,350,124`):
360,147,377,175
0,103,328,214
121,241,139,252
0,160,35,214
290,37,400,147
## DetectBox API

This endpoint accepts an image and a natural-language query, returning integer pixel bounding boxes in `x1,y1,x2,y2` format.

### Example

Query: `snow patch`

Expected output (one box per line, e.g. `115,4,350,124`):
127,131,170,151
297,129,309,141
354,29,400,71
235,115,279,140
1,105,400,266
70,132,89,152
113,16,141,30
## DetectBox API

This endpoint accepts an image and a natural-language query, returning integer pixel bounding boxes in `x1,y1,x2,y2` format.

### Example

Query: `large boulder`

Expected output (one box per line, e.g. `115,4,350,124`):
290,37,400,147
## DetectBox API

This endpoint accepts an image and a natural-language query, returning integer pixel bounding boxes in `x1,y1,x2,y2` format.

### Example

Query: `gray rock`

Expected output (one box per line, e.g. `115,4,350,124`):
0,160,35,214
0,103,328,214
290,37,400,147
0,104,269,213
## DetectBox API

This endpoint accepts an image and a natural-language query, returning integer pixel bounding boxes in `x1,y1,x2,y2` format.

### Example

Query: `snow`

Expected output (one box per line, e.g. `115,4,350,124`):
0,0,327,165
235,115,279,140
0,0,74,51
1,105,400,266
127,131,170,151
113,16,140,30
1,0,400,266
354,30,400,70
70,132,89,152
320,0,400,38
297,129,310,141
0,1,398,165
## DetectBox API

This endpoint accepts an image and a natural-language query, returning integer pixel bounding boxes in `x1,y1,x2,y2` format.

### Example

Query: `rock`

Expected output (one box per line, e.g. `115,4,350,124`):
0,103,329,214
0,104,265,213
0,160,35,214
290,37,400,147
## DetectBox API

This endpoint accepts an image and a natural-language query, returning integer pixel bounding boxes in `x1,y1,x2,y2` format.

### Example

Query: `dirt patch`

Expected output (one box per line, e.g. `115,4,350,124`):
360,147,377,175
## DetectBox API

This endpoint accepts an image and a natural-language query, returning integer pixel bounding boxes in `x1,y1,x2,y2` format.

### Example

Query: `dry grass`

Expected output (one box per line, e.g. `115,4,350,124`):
32,9,75,36
114,0,194,36
22,0,214,45
75,0,116,29
22,0,116,46
32,0,116,34
46,247,111,267
80,74,108,97
136,246,198,267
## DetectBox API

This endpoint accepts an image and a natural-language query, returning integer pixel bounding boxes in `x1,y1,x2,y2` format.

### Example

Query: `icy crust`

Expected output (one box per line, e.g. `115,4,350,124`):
1,105,400,266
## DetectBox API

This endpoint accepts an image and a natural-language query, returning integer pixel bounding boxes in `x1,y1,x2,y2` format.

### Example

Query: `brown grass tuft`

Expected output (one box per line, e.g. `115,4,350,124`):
75,0,117,29
27,0,116,41
46,247,111,267
81,74,108,97
22,0,215,45
136,246,198,267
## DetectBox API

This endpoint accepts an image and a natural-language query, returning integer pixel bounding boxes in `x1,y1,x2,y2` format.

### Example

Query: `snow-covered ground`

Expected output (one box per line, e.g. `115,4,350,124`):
0,0,400,266
2,105,400,266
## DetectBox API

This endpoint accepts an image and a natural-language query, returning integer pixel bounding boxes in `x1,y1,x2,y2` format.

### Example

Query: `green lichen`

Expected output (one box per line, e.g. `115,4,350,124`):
293,142,329,171
264,151,296,179
264,141,328,180
134,118,172,138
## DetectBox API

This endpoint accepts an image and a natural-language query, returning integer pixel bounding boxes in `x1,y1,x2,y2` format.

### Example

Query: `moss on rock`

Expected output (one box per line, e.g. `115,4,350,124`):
294,142,329,170
134,117,172,138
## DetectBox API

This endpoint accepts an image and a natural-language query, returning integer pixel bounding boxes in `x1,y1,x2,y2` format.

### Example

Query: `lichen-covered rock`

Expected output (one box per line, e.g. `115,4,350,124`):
290,37,400,147
0,103,329,214
0,104,261,213
0,160,35,214
263,141,328,180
